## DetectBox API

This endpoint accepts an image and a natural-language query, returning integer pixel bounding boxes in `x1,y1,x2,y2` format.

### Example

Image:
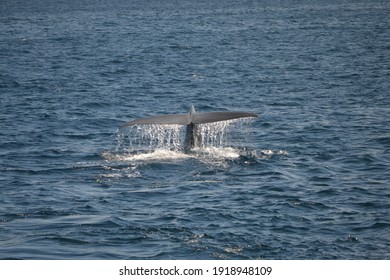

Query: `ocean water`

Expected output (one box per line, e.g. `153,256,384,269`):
1,0,389,259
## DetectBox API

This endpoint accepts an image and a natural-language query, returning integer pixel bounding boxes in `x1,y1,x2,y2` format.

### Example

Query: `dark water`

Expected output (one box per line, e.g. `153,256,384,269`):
1,0,390,259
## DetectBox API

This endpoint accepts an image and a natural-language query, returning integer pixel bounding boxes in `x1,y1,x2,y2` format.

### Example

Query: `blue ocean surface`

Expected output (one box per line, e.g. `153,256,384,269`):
1,0,389,259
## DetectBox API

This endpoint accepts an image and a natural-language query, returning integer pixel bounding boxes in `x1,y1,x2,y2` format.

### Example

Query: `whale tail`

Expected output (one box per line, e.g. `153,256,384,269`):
121,105,257,127
121,105,257,150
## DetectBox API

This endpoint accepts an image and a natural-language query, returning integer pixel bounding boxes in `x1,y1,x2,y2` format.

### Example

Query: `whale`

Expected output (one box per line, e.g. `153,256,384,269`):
121,105,258,150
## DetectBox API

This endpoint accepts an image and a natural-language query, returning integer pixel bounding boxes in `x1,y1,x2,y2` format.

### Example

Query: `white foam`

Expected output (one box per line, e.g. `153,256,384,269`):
102,146,245,164
192,147,241,159
102,149,192,162
129,149,192,161
257,149,288,159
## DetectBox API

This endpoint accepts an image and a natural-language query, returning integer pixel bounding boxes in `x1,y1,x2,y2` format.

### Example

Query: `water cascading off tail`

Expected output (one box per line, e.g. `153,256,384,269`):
117,119,251,153
117,106,258,156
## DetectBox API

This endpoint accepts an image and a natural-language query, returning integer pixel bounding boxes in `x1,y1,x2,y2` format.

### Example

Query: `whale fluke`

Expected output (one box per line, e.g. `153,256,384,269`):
122,105,257,127
121,105,257,150
121,113,190,126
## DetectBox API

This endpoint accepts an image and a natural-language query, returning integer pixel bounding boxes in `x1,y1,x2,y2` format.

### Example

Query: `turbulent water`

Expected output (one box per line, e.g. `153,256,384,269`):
1,0,390,259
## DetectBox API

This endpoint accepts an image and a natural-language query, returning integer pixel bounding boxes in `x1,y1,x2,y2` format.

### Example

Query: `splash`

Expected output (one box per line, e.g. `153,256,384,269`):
98,119,286,183
116,118,255,156
103,118,289,165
